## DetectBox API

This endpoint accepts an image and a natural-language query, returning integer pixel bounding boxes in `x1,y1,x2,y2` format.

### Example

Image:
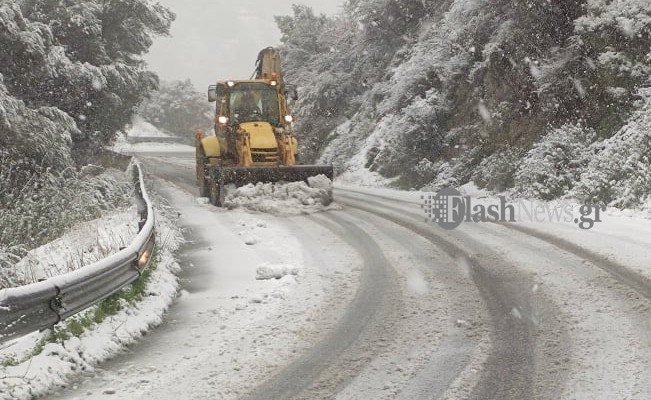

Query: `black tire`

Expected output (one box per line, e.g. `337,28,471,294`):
199,175,210,198
196,150,211,198
209,179,225,207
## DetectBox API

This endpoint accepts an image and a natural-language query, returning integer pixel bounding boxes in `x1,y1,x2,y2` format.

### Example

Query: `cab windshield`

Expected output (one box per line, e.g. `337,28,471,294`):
229,83,280,125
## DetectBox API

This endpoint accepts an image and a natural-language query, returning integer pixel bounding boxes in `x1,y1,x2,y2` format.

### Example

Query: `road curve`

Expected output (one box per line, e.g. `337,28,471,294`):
336,187,650,400
43,153,650,400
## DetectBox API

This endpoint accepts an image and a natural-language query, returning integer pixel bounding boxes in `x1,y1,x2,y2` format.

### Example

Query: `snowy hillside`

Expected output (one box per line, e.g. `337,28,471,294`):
278,0,651,209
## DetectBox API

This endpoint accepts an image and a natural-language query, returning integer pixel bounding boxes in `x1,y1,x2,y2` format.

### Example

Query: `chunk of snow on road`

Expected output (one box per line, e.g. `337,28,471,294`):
255,263,300,280
406,270,429,295
307,174,332,190
243,235,260,246
455,319,469,328
477,102,492,124
511,307,522,319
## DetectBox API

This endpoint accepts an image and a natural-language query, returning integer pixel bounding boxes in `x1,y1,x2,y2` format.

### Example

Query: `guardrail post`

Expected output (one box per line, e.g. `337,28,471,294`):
48,286,63,325
134,164,148,231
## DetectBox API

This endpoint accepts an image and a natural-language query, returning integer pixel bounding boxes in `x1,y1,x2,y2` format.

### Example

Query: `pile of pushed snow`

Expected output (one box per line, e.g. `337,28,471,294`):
224,175,336,215
256,263,301,280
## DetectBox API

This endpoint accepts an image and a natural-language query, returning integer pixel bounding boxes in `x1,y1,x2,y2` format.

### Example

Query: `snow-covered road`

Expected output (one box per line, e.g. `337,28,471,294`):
48,151,650,400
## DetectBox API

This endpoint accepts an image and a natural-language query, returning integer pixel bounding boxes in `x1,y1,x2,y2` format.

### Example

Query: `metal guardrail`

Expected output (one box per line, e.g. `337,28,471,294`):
0,162,156,345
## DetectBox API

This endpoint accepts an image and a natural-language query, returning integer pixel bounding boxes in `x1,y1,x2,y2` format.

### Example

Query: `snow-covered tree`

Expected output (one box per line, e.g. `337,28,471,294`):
276,5,360,161
139,79,213,136
0,0,173,272
0,0,174,158
0,74,132,267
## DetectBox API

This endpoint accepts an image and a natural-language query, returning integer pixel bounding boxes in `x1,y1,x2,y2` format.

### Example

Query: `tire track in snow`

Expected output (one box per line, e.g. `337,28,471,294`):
336,187,651,300
457,218,651,399
242,211,402,400
336,192,561,400
499,223,651,300
343,207,483,400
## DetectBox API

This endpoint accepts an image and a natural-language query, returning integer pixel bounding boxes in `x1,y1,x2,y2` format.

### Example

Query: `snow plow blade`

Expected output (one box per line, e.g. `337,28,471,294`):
215,165,334,187
206,165,334,207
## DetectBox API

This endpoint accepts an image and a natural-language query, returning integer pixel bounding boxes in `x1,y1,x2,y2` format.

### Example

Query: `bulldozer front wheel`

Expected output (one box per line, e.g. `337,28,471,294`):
209,179,225,207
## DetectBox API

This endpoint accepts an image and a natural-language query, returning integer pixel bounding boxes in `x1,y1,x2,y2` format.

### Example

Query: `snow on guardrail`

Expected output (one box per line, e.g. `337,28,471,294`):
0,161,156,344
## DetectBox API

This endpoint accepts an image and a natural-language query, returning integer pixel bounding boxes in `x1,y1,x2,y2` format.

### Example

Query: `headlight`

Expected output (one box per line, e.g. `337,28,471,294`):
284,115,294,123
226,81,235,88
218,116,229,125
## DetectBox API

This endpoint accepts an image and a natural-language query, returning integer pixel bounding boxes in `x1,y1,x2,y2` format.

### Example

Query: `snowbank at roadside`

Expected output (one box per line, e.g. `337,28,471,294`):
111,120,193,155
224,175,337,215
12,209,138,284
126,117,171,138
111,135,195,154
0,204,183,400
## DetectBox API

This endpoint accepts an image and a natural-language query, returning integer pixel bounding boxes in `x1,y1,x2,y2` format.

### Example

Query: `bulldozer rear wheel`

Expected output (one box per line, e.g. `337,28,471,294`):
199,174,210,198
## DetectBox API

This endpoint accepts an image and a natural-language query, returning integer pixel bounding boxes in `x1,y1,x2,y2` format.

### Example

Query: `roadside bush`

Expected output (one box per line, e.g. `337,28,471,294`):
473,148,524,192
0,165,132,283
572,89,651,207
514,124,596,200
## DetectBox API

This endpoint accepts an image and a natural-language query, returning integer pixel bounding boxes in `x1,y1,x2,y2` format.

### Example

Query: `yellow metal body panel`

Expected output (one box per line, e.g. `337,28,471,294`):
291,137,298,155
240,122,277,149
201,136,221,157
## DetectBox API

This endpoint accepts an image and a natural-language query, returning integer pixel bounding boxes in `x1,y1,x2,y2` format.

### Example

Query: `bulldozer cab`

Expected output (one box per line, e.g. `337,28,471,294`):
209,81,284,127
229,83,280,125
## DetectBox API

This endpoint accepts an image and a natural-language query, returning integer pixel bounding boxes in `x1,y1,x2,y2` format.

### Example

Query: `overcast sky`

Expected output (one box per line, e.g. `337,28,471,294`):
145,1,343,90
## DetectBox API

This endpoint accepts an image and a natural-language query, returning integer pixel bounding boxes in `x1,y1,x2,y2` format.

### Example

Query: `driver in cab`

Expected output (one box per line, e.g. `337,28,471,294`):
233,92,262,122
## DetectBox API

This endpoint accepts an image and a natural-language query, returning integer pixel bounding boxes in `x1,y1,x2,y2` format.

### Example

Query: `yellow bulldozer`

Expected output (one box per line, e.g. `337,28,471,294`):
195,47,334,206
